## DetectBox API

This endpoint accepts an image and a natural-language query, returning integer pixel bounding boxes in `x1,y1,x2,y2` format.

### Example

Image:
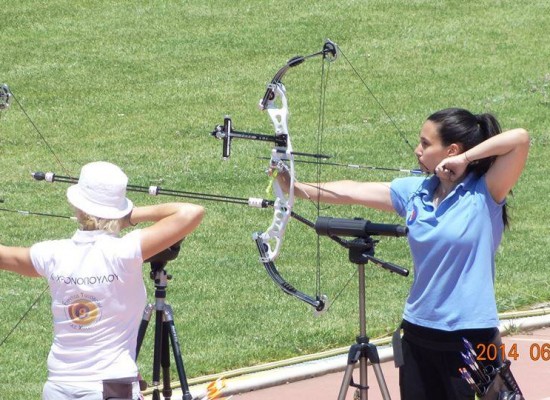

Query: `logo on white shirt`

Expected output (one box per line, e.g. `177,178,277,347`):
64,293,103,330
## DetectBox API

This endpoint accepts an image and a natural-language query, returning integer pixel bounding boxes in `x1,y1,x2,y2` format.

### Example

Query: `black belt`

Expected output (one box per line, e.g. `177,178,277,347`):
103,378,136,400
392,320,500,367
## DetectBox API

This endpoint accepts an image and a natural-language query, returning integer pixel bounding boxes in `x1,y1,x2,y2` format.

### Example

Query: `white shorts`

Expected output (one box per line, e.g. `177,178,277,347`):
42,380,141,400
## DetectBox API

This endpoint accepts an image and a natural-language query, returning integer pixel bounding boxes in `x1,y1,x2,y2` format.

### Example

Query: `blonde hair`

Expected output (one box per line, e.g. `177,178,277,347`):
74,208,124,234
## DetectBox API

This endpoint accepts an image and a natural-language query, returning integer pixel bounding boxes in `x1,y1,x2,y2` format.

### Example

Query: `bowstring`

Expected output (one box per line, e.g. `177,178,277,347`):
337,47,415,154
10,90,72,176
334,49,438,313
0,88,73,346
316,45,427,312
0,285,49,347
311,48,359,312
315,54,330,304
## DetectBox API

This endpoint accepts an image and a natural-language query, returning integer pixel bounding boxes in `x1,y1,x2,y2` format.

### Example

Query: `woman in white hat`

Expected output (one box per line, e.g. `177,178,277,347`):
0,161,204,400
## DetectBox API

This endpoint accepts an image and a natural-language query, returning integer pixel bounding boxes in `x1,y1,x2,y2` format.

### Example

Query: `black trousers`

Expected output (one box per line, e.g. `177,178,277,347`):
399,320,500,400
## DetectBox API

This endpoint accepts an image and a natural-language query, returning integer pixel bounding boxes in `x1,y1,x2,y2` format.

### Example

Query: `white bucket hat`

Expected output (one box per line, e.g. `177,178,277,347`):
67,161,133,219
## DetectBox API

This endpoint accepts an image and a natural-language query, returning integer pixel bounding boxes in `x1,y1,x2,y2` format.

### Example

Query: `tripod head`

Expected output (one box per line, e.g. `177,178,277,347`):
145,239,184,275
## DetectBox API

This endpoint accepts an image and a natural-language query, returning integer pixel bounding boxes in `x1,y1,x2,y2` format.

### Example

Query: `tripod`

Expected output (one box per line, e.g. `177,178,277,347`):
313,216,408,399
336,237,409,400
135,241,193,400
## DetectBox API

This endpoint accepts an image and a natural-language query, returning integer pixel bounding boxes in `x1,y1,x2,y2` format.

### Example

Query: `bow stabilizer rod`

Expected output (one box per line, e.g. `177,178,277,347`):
0,206,76,221
32,172,321,229
31,171,274,208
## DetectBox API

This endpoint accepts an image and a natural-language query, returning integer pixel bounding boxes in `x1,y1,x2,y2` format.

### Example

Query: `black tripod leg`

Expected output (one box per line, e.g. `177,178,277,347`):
161,317,173,399
165,305,193,400
151,308,164,400
136,304,154,359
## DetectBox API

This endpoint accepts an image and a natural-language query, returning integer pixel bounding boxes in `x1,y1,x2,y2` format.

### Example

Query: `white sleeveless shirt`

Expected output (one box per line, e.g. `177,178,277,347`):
30,229,146,382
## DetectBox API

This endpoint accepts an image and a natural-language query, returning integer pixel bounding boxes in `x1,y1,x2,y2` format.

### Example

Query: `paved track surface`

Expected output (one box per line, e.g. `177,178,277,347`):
231,327,550,400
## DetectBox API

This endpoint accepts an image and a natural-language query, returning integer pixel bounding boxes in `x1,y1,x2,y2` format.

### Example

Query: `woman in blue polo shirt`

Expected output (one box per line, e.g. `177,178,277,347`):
280,108,530,400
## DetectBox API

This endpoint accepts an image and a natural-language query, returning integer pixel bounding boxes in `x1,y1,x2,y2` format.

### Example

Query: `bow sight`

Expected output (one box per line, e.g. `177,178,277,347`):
211,116,331,161
211,116,288,160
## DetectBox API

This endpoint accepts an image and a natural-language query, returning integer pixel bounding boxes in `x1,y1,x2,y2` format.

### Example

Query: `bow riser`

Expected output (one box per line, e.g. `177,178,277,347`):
256,83,295,262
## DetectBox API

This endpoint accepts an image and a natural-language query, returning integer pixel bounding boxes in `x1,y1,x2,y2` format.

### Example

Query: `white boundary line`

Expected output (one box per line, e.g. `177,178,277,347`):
143,313,550,399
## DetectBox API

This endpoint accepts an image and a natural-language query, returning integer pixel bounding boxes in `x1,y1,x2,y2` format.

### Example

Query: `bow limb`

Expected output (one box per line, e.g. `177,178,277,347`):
253,176,327,313
253,239,327,313
259,39,338,111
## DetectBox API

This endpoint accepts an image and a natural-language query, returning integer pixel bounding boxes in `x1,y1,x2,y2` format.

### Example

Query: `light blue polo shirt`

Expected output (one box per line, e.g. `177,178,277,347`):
390,173,504,331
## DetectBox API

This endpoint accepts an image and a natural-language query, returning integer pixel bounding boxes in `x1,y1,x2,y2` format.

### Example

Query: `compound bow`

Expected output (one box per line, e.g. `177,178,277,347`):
212,39,339,313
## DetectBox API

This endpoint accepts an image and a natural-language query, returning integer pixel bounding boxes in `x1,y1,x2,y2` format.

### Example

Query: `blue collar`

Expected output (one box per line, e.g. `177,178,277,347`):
418,173,476,198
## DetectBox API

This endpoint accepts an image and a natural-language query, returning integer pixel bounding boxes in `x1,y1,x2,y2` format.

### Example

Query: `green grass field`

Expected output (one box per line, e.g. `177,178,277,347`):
1,0,549,397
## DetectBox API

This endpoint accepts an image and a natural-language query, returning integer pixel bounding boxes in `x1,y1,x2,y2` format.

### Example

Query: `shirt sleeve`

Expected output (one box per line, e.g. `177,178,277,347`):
29,240,57,277
477,175,505,224
390,177,423,218
114,229,143,270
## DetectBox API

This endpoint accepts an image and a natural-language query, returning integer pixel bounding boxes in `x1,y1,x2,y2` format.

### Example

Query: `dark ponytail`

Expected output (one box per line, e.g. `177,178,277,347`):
427,108,508,227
